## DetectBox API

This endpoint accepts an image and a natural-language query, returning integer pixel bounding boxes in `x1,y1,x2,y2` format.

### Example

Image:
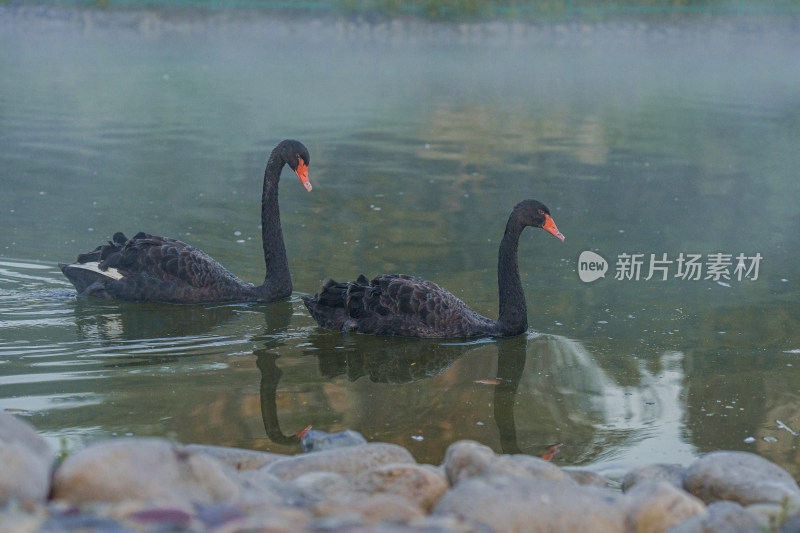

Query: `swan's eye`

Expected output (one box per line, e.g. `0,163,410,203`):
538,209,545,215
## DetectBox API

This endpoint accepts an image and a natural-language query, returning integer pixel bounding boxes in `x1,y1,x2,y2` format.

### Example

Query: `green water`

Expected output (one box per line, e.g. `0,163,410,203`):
2,9,800,475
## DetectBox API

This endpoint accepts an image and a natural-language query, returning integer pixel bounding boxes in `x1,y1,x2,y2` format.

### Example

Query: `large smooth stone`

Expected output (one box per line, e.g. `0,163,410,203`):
183,444,287,471
290,471,354,503
623,464,686,491
665,501,762,533
0,412,53,505
52,438,241,506
624,481,706,533
313,493,424,526
442,440,573,486
683,451,800,506
354,463,449,512
263,443,415,481
433,474,624,533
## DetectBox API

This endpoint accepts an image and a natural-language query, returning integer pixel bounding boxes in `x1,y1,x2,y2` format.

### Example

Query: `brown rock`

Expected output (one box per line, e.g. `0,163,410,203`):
442,440,575,487
684,451,800,506
622,463,686,492
666,500,762,533
183,444,287,471
263,443,415,481
314,493,424,526
0,412,53,505
355,463,449,512
443,441,511,485
290,471,354,502
567,469,610,487
433,474,624,533
52,438,241,506
624,481,706,533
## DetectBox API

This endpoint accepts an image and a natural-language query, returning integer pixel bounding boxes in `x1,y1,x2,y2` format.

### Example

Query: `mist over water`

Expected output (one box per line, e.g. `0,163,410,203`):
2,7,800,473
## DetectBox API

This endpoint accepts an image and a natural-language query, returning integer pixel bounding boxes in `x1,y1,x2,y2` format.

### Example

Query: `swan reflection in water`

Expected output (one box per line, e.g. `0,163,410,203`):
255,326,695,467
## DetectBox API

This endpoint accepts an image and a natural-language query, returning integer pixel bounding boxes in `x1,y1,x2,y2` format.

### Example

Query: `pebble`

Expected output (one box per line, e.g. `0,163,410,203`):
0,411,53,506
683,450,800,507
5,407,800,532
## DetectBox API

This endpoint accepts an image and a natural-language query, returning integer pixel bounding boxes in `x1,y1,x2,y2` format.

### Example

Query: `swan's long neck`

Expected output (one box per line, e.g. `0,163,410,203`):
496,214,527,337
260,152,292,300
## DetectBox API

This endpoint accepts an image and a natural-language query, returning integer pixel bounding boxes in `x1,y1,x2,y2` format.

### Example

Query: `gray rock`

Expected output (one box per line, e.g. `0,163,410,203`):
355,463,449,512
236,468,309,507
183,443,287,471
683,451,800,506
624,481,706,533
442,440,575,487
566,469,610,487
0,411,53,505
205,505,312,532
290,471,354,502
443,440,514,485
433,474,624,533
263,443,415,481
310,512,364,531
313,493,424,526
508,454,577,485
0,507,45,533
746,502,800,532
665,501,762,533
780,510,800,533
52,438,242,506
623,464,686,491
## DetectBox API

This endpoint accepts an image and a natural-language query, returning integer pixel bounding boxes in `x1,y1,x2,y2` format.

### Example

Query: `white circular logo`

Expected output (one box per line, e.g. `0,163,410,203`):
578,251,608,283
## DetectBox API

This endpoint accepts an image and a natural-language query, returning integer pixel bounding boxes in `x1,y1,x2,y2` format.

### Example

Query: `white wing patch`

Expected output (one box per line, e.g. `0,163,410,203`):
68,262,125,280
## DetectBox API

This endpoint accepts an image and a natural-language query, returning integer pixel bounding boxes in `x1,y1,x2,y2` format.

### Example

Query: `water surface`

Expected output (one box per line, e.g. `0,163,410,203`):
2,10,800,476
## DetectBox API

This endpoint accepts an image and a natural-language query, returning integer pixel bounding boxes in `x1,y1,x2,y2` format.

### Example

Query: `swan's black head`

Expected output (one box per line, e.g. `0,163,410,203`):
276,139,312,192
515,199,565,242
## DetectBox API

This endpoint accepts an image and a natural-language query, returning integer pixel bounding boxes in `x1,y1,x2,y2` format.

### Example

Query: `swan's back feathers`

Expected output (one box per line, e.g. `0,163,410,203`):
61,232,257,303
301,273,497,338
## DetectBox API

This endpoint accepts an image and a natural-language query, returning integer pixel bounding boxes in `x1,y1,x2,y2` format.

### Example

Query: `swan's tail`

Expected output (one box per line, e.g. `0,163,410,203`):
301,275,371,331
59,232,132,297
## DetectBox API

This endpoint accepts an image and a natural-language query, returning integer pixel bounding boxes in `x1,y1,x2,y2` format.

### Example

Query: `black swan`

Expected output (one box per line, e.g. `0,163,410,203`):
301,199,564,338
59,139,311,304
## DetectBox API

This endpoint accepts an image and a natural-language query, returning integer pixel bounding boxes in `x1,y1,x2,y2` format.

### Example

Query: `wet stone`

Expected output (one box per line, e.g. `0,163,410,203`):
313,492,425,526
623,481,706,533
666,500,762,533
442,440,575,487
354,463,450,512
263,442,415,481
234,468,309,507
0,412,53,506
433,474,624,533
290,471,354,503
746,502,800,532
443,440,503,485
566,469,610,487
51,438,242,506
508,453,577,485
183,443,287,471
622,463,686,491
683,451,800,506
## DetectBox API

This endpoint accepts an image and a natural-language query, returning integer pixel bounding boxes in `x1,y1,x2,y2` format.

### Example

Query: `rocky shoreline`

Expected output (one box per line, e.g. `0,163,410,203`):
2,411,800,532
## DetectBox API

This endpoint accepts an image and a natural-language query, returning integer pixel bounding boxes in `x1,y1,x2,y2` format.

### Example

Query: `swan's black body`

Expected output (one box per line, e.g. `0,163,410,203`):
301,199,564,338
59,140,311,304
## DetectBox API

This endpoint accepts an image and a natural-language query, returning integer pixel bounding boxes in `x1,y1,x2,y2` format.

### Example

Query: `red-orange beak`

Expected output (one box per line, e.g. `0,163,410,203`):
295,158,312,192
543,214,565,242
